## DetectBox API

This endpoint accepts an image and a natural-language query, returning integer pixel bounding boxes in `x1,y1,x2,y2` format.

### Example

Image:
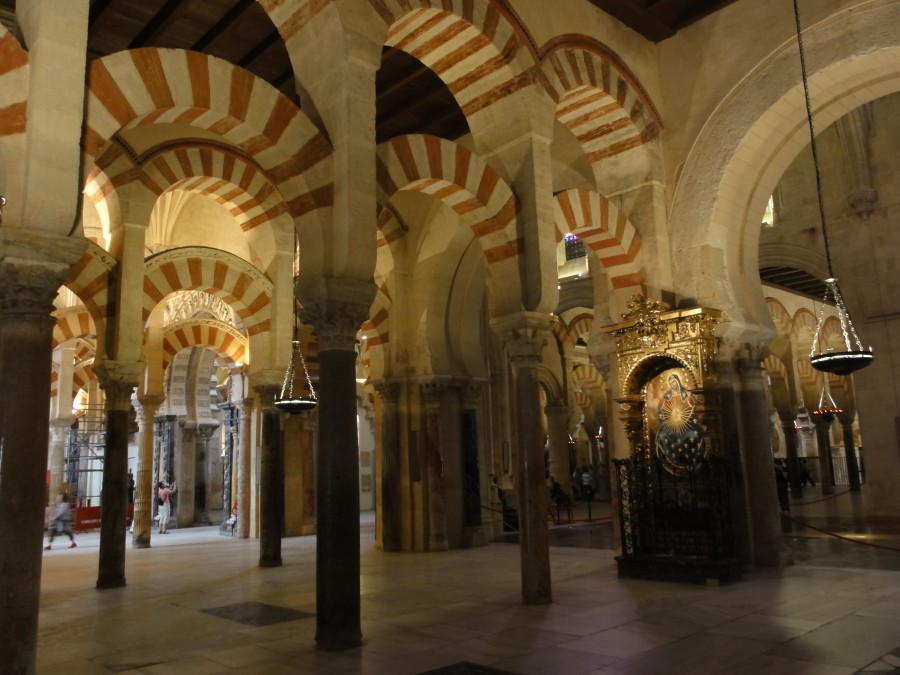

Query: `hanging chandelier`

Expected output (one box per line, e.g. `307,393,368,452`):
793,0,873,376
274,229,318,413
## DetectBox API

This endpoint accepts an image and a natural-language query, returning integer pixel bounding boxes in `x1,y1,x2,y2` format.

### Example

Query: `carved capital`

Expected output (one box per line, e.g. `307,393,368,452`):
420,377,449,410
299,277,375,352
253,383,281,411
491,312,555,369
0,260,64,322
461,379,486,409
373,380,401,404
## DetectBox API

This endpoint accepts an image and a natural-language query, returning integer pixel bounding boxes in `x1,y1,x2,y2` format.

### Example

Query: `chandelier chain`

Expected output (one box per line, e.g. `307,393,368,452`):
793,0,834,279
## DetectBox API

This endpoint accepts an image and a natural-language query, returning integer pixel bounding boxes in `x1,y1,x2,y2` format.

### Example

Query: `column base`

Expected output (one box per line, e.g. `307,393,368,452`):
460,526,487,548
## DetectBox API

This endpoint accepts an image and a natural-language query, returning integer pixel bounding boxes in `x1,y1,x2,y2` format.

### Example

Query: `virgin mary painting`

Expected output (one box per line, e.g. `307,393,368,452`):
647,368,705,473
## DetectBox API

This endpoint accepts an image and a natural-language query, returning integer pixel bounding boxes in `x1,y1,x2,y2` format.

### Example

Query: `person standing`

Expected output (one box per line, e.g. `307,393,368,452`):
45,493,76,550
156,481,177,534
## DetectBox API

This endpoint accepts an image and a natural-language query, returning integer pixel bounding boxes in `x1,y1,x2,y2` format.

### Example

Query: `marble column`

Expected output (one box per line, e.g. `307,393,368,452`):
545,402,571,497
94,364,141,589
48,416,76,501
133,395,163,548
301,291,370,651
778,410,803,497
374,381,402,551
812,414,836,495
0,254,80,673
461,381,485,541
237,397,254,538
256,384,283,567
421,379,449,551
736,354,791,567
492,313,554,604
838,410,861,492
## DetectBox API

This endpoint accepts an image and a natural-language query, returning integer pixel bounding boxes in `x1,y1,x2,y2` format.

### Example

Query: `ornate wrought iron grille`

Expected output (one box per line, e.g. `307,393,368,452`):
614,450,734,561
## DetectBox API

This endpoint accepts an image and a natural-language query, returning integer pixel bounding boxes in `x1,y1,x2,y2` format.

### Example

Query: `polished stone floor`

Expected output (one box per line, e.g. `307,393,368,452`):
35,487,900,674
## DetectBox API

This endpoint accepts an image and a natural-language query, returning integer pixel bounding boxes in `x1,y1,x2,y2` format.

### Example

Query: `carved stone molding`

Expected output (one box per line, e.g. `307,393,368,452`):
460,379,486,410
0,260,66,322
420,377,449,409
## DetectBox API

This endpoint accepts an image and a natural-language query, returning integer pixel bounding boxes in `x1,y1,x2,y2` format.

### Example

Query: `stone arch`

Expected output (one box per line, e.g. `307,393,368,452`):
553,188,644,297
62,243,115,356
161,318,248,373
669,2,900,341
763,353,792,411
374,2,535,122
540,39,662,189
52,307,97,350
0,24,28,199
765,297,793,339
376,134,521,314
143,247,272,337
83,48,332,228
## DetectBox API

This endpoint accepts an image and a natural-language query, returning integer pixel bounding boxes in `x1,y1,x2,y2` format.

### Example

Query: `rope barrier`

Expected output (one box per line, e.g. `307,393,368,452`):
784,488,900,552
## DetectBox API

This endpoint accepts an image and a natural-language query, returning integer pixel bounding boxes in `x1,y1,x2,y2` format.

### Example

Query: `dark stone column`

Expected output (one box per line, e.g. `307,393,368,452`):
301,290,371,651
736,354,792,567
812,414,836,495
133,395,163,548
374,381,402,551
94,366,140,589
255,384,283,568
421,379,449,551
778,410,803,496
237,397,254,538
492,313,554,605
461,381,485,531
838,410,861,492
0,251,82,673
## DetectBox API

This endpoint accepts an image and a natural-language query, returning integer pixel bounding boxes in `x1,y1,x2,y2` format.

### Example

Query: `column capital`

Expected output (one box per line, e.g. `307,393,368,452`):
461,379,486,409
373,380,401,404
490,311,556,368
253,383,281,411
420,376,450,409
299,277,375,351
94,360,143,410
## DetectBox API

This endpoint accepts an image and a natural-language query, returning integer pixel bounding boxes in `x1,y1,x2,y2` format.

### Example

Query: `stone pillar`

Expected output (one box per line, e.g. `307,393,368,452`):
838,410,861,492
301,288,371,651
492,313,554,605
545,402,571,497
133,395,163,548
421,379,449,551
778,410,803,497
812,414,836,495
48,417,76,501
297,408,317,535
461,381,485,545
236,397,254,538
94,364,141,589
737,355,791,567
256,384,283,568
374,381,402,551
0,251,80,673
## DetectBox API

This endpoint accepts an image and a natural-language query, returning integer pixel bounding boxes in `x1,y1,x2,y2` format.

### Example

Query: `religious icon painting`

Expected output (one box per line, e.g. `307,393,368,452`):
645,367,706,474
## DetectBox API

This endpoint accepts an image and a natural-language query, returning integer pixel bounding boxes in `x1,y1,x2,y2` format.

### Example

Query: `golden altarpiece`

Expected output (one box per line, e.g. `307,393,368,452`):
603,296,741,584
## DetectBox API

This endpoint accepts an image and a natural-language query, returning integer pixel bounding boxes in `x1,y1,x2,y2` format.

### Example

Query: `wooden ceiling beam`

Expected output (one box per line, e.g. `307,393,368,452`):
192,0,256,52
128,0,191,49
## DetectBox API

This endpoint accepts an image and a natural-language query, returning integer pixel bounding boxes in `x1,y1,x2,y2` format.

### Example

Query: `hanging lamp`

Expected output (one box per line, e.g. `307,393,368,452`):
274,230,318,413
792,0,873,376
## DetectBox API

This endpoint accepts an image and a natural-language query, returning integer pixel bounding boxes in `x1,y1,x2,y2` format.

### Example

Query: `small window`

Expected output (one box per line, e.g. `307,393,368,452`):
564,233,586,261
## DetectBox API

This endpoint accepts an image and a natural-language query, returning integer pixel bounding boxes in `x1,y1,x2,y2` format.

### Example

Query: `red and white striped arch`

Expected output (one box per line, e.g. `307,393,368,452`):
378,4,533,119
541,43,662,164
84,49,332,223
791,308,818,347
765,297,793,338
161,319,248,373
0,26,28,139
376,134,519,270
143,248,272,337
553,188,644,292
63,243,114,341
563,313,593,349
52,308,97,350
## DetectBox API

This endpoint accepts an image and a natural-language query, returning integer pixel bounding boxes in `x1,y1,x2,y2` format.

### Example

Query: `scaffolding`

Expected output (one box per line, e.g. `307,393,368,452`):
65,406,106,507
